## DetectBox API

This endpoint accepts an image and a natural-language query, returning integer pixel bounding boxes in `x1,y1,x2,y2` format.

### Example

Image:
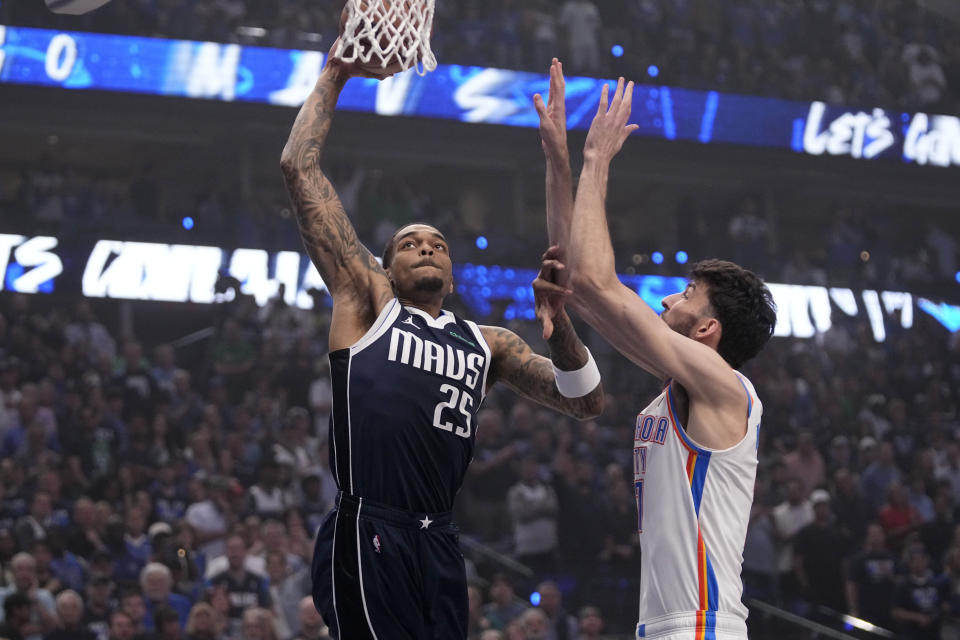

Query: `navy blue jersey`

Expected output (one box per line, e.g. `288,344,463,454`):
328,299,491,513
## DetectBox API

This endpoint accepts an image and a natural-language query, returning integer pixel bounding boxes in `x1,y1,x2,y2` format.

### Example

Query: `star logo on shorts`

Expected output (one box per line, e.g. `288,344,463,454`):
419,516,433,530
402,316,420,330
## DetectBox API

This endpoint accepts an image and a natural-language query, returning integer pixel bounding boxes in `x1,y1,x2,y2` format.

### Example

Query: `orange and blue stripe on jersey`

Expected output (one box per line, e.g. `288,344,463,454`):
668,386,720,640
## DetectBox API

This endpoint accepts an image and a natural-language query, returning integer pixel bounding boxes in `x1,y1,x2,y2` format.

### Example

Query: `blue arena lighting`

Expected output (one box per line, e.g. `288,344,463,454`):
530,591,541,606
611,44,625,58
475,236,488,250
675,250,689,264
182,217,194,230
652,251,664,265
1,26,957,168
955,271,960,284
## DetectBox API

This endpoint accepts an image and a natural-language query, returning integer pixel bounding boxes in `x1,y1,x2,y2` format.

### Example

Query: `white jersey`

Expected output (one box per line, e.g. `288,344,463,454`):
632,373,761,640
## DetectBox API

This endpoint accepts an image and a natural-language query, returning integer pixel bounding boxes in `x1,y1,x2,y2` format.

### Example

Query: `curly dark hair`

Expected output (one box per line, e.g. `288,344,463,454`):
689,259,777,369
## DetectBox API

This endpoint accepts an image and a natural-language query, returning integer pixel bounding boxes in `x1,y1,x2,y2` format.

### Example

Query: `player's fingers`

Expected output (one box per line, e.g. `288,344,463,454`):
613,76,623,109
533,280,572,298
327,36,342,59
534,94,548,119
537,263,565,287
555,62,566,105
539,259,566,274
620,81,635,119
541,245,562,261
611,77,625,109
548,59,559,103
597,83,609,116
541,316,554,341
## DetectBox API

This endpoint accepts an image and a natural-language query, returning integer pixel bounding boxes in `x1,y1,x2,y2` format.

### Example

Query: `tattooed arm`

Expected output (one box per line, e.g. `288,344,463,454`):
480,315,603,420
280,62,393,351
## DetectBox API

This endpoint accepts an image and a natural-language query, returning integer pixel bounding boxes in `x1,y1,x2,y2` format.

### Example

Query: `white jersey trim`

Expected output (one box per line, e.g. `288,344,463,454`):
666,374,757,458
637,611,748,639
464,320,492,399
327,351,340,489
405,305,457,329
355,498,380,639
346,354,354,492
331,507,342,639
350,299,401,355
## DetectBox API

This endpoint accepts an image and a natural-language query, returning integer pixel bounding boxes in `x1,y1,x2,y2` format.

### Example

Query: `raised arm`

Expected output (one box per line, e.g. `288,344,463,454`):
565,80,743,412
279,59,393,350
534,59,573,252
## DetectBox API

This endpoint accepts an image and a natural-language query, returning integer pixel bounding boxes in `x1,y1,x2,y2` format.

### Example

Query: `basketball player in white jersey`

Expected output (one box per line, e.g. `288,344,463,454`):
534,61,777,640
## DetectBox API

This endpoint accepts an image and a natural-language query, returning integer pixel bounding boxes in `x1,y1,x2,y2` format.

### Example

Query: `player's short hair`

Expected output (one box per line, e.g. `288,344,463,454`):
381,222,441,269
689,259,776,369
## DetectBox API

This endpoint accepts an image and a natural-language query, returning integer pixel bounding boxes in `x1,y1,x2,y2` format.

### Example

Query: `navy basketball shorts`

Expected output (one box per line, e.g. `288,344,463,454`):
312,492,468,639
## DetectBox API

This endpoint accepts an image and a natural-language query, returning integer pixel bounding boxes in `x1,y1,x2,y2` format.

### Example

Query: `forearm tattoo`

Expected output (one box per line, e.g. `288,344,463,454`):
486,326,602,420
280,70,390,308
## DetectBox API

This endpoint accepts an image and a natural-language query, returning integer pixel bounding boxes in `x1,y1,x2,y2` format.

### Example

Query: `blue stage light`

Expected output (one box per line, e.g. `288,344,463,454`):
652,251,664,265
530,592,541,606
612,45,624,58
675,250,688,264
182,217,194,230
648,64,660,78
476,236,488,250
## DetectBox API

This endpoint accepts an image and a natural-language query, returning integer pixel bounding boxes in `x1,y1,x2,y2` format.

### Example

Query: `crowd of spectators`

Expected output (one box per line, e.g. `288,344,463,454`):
1,217,960,638
2,2,960,639
3,156,958,296
4,0,959,112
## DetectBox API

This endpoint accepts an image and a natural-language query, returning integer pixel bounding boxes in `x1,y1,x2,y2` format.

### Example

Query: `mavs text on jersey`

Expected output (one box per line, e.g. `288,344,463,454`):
312,299,491,639
329,299,490,512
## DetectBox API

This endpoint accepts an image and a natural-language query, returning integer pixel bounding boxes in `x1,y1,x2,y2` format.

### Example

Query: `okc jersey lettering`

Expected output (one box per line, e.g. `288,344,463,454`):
632,375,762,639
387,327,484,390
634,412,669,445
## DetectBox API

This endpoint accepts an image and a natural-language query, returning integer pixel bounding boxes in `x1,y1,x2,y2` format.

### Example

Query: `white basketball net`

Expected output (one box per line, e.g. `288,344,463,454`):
335,0,438,75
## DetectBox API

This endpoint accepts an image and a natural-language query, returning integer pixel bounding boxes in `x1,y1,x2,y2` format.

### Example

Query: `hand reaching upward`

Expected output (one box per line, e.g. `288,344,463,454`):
534,58,569,162
584,77,639,163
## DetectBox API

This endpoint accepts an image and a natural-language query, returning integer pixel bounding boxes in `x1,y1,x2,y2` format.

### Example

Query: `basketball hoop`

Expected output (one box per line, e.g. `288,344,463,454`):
334,0,437,76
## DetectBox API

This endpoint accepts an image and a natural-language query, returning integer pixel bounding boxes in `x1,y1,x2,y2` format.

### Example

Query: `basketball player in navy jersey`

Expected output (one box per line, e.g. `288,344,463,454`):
535,62,776,639
280,52,604,639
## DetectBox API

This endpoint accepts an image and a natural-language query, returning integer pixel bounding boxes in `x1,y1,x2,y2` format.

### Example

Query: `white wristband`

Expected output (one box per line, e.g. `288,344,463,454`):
553,349,601,398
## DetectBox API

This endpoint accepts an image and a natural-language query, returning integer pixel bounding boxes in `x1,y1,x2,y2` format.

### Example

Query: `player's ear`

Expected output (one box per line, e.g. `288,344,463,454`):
448,276,455,296
696,317,721,341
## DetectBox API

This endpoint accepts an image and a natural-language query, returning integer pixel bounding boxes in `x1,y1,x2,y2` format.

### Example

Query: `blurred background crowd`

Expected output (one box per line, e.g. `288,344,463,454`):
2,156,958,298
4,0,959,113
2,0,960,639
0,263,959,638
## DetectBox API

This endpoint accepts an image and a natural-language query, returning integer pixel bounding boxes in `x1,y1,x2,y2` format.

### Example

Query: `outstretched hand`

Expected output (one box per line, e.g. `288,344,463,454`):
533,245,573,341
533,58,568,161
584,77,639,162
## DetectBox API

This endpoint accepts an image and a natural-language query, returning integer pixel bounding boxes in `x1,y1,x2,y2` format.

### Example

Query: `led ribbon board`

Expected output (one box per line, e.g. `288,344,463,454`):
1,233,958,340
1,25,958,166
